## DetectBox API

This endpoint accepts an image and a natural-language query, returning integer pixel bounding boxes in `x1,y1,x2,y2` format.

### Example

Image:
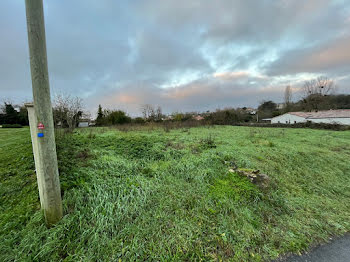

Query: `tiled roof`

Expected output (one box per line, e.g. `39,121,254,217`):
289,112,314,118
289,110,350,119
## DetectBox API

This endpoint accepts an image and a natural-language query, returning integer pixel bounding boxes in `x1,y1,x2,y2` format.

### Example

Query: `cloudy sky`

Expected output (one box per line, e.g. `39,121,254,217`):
1,0,350,115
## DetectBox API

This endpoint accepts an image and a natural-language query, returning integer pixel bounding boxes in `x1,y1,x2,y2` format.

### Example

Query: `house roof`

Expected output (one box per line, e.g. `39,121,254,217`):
193,115,204,120
288,110,350,119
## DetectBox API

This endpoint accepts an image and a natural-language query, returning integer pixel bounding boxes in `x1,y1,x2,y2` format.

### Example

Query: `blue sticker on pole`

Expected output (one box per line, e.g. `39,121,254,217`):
38,133,44,138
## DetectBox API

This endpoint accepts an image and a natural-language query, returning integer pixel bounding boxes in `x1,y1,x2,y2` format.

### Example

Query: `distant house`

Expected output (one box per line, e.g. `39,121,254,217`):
276,103,285,110
162,115,174,121
193,115,204,121
245,107,257,115
78,118,90,127
271,110,350,125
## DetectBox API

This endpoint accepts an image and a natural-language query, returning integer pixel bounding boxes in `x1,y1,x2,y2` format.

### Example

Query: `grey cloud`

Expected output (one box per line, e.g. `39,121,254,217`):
136,0,340,45
88,73,282,116
1,0,349,113
266,34,350,76
128,30,211,82
0,2,31,100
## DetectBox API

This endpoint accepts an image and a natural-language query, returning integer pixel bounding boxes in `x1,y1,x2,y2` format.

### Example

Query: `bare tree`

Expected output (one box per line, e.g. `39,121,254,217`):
82,111,92,120
284,86,292,105
53,94,83,131
303,76,336,97
141,104,149,119
53,94,69,127
66,96,83,130
141,104,156,121
155,106,163,121
302,76,336,111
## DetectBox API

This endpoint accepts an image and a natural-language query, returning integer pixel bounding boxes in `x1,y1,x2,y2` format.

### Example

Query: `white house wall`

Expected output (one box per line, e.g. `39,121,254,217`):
78,122,89,127
271,114,306,124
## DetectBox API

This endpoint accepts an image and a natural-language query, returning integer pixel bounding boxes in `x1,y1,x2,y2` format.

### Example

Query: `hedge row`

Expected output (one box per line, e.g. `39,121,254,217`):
1,124,23,128
234,122,350,131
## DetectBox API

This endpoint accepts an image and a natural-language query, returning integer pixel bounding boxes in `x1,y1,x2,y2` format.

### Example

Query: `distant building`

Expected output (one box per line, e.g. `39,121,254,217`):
56,121,62,127
276,103,285,110
162,115,174,121
193,115,204,121
271,110,350,125
245,107,257,115
78,118,90,127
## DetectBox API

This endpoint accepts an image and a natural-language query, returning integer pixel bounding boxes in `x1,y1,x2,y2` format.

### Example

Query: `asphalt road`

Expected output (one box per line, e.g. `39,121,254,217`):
283,234,350,262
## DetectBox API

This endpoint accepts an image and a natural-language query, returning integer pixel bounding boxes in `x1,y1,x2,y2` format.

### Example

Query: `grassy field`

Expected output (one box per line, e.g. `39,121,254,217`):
1,126,350,261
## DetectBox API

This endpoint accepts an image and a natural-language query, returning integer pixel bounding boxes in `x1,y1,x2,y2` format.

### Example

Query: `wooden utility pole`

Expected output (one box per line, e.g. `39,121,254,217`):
25,0,63,226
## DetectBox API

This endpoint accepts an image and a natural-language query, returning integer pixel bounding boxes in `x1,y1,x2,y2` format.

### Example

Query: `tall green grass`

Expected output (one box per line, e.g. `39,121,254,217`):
1,126,349,261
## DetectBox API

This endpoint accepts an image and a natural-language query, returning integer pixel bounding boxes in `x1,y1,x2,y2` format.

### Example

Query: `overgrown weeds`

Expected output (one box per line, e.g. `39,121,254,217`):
200,134,216,149
1,126,350,261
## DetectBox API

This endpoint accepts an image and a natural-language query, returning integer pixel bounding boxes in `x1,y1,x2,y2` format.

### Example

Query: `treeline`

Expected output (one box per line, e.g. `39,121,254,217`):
95,104,171,126
0,103,29,126
1,75,349,128
293,94,350,111
257,76,350,120
205,108,254,125
1,93,349,128
93,76,350,126
93,104,254,126
92,93,350,127
257,94,350,120
0,95,85,130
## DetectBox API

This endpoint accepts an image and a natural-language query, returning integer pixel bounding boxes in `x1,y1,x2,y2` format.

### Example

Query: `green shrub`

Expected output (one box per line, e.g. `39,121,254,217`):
133,117,145,124
107,110,132,125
